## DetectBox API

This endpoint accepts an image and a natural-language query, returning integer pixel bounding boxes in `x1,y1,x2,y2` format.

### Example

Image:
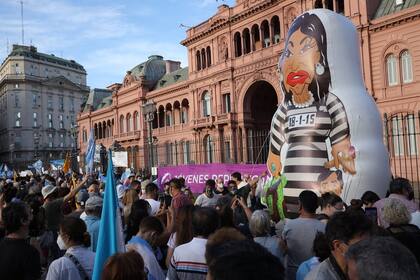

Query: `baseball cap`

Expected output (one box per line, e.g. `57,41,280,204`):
85,195,103,210
42,185,57,199
76,190,89,206
117,184,128,199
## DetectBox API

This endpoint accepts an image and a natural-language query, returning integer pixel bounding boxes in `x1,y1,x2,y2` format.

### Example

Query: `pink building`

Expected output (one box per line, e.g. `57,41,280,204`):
78,0,420,188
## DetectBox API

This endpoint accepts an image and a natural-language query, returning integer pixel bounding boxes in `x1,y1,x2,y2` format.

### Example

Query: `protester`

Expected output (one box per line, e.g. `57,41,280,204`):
87,181,100,197
144,183,160,215
84,195,103,252
346,236,420,280
215,179,229,196
166,205,194,267
206,239,284,280
169,178,192,214
231,172,248,189
249,210,284,263
167,207,220,280
122,189,139,224
127,216,165,280
317,193,344,223
46,217,95,280
0,202,41,280
125,200,151,243
374,178,418,228
382,198,420,263
305,211,373,280
102,251,146,280
69,189,89,218
281,190,325,280
360,190,380,208
195,179,220,208
296,232,330,280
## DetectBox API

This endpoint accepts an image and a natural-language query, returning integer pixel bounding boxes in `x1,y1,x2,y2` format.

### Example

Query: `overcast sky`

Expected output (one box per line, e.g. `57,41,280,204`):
0,0,235,88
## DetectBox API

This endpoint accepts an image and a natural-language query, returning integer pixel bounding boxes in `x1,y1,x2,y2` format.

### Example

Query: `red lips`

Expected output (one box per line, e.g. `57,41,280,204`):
286,70,309,87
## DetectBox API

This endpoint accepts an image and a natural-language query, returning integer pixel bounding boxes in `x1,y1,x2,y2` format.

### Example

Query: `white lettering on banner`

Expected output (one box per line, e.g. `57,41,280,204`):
160,172,267,186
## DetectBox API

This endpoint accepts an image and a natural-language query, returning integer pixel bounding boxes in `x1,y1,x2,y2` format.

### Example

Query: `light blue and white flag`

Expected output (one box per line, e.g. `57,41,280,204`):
85,129,96,174
92,150,125,280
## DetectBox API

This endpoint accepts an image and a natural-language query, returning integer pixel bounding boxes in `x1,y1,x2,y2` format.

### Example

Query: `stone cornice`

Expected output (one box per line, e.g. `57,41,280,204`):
181,0,279,46
369,7,420,32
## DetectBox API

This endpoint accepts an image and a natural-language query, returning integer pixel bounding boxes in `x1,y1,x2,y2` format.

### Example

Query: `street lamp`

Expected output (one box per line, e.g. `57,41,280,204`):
70,124,79,173
142,100,157,170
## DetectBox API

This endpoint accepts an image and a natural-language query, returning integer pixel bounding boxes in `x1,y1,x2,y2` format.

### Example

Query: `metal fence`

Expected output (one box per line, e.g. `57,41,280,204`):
384,113,420,200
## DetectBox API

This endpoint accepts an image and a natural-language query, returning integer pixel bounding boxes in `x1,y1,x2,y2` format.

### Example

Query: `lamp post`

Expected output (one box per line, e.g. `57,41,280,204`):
142,100,157,170
34,135,40,160
70,124,79,173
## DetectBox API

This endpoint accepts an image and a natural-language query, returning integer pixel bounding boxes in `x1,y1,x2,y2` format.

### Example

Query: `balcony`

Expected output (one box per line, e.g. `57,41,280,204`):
115,131,141,142
193,116,215,129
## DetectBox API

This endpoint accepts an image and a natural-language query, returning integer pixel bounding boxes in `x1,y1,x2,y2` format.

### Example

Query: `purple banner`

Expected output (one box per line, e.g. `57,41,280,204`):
157,163,267,193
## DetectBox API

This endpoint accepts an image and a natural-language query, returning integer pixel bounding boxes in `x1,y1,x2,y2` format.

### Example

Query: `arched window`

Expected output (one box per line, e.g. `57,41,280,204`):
201,49,207,69
196,50,201,71
271,16,280,44
204,135,214,163
234,32,242,57
261,20,270,48
183,141,191,164
165,104,173,126
392,115,404,156
119,115,125,133
133,111,140,131
315,0,323,8
158,106,165,128
243,28,251,54
325,0,334,10
126,113,132,132
387,55,398,86
181,99,189,124
251,24,261,51
202,91,211,117
206,46,211,67
401,51,413,84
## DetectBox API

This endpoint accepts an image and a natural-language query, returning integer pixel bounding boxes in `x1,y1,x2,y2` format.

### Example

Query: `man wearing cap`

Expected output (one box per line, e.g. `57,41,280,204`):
42,175,88,262
68,189,89,218
84,196,103,252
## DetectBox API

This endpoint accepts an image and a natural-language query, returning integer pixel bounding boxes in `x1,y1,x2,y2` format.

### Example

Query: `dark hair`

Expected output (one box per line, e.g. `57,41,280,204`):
145,183,158,194
2,202,30,234
178,177,186,187
169,178,182,190
25,193,45,237
192,207,220,238
280,12,331,108
347,199,364,215
205,179,216,188
231,172,241,181
216,195,235,228
175,205,194,246
125,200,150,243
207,240,285,280
102,251,146,280
389,177,411,195
360,191,380,205
60,216,90,247
299,190,319,214
227,180,237,187
345,237,420,280
313,232,330,262
139,216,164,235
320,192,343,209
3,187,18,204
317,169,343,183
326,211,372,250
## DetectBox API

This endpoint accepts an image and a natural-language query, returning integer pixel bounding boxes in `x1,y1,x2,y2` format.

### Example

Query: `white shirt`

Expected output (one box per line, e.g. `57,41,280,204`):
145,198,161,215
46,246,95,280
411,211,420,229
194,193,220,208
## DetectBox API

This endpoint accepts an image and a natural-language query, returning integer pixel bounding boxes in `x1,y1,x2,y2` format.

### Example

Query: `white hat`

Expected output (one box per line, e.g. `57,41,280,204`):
42,185,57,199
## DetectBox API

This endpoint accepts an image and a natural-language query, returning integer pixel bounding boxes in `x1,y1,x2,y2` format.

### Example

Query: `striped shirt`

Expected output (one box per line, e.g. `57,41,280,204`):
166,238,208,280
270,93,349,200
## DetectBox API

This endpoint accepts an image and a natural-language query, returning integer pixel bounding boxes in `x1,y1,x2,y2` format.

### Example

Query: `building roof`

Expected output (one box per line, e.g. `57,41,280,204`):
374,0,420,19
83,88,112,112
153,67,189,90
2,44,85,71
130,55,167,88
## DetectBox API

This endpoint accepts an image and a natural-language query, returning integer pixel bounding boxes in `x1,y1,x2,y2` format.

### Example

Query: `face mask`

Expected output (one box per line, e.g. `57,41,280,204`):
57,235,67,250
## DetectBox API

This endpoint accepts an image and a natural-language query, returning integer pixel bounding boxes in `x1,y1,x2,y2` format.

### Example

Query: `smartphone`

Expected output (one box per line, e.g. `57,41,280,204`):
365,207,378,224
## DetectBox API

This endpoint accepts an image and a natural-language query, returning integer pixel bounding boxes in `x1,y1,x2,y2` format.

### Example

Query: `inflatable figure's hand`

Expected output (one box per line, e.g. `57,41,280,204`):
325,138,356,175
267,150,282,177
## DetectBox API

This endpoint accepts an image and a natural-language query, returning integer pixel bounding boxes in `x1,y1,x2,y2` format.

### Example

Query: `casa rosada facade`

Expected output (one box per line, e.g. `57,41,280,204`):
77,0,420,179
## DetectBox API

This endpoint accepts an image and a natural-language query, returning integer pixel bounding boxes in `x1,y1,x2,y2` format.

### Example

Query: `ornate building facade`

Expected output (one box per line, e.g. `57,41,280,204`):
78,0,420,183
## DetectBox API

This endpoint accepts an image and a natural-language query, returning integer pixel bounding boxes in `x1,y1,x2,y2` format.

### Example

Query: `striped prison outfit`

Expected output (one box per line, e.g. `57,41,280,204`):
269,92,349,206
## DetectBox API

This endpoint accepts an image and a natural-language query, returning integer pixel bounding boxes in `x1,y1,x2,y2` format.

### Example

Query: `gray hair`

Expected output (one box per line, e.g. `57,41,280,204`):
345,236,420,280
382,198,411,226
249,210,271,237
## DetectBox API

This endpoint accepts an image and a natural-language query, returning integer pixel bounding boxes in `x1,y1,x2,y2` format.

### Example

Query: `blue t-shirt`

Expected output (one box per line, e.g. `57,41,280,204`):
84,215,100,252
296,256,320,280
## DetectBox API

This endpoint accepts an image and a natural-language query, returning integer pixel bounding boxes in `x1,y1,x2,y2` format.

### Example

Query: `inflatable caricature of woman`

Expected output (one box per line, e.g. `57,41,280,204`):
267,10,390,205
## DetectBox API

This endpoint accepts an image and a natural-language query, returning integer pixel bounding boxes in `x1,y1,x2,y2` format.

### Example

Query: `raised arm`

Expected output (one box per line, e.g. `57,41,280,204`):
63,175,88,202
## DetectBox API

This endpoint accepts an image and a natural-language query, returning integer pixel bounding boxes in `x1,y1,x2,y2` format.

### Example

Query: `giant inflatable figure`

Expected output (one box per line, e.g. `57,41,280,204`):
266,9,390,208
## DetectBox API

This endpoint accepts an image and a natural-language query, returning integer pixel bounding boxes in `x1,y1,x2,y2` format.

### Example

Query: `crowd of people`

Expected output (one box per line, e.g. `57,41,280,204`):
0,170,419,280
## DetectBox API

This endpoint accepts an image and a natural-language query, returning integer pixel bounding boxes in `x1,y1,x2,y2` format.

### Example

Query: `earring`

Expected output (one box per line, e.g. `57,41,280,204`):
316,63,325,75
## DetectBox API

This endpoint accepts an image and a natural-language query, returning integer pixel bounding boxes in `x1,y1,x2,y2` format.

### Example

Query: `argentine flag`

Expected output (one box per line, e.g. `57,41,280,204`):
85,128,96,174
92,150,125,280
